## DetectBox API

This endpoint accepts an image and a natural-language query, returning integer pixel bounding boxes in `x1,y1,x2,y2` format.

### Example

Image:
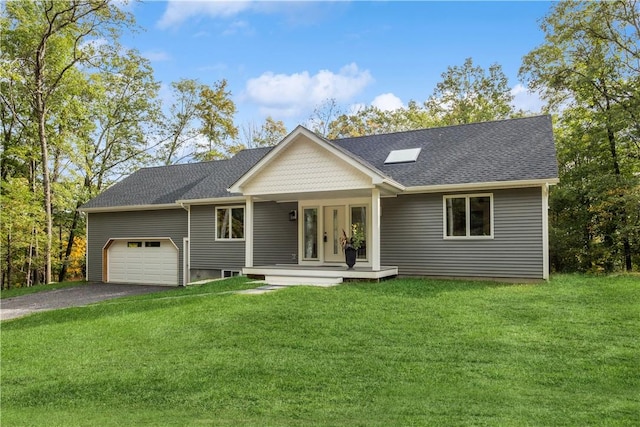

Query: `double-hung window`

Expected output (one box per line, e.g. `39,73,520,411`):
216,206,244,240
444,194,493,238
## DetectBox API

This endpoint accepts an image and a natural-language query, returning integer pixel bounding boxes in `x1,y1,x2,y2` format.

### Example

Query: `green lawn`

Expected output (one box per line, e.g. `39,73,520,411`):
1,275,638,426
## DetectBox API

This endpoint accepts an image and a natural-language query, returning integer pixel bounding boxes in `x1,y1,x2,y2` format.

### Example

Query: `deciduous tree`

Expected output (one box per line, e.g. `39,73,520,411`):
520,0,640,271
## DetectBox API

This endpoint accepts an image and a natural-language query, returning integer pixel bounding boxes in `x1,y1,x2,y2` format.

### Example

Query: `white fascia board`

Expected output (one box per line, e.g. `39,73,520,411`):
377,178,406,192
78,203,182,213
403,178,559,194
176,196,247,206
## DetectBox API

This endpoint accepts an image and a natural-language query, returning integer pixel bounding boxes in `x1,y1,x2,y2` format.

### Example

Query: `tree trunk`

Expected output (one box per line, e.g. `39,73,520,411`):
5,231,11,289
35,29,53,284
58,204,80,282
604,93,633,271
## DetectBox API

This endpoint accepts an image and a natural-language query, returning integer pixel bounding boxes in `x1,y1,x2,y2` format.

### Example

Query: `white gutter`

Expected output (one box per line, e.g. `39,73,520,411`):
403,178,559,194
78,203,182,213
176,196,248,206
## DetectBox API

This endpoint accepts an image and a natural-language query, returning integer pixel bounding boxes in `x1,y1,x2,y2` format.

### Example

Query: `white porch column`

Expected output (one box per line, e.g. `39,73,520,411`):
245,196,254,268
371,188,381,271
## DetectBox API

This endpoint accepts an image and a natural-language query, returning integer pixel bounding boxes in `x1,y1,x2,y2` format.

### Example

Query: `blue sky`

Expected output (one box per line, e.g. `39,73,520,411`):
123,1,553,130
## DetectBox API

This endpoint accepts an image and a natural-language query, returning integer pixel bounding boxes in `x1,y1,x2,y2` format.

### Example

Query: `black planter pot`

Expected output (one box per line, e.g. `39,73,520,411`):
345,245,357,269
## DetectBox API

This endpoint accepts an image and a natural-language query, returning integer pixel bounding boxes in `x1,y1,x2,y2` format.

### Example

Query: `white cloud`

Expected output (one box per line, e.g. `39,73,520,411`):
244,63,374,117
142,50,171,62
157,0,252,29
371,93,404,111
511,84,545,113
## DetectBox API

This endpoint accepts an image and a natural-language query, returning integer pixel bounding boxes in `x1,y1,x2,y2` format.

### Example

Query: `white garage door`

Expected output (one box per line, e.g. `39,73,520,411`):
108,239,178,286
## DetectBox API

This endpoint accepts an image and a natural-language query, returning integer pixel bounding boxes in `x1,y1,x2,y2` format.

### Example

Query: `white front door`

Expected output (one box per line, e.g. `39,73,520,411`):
323,206,345,263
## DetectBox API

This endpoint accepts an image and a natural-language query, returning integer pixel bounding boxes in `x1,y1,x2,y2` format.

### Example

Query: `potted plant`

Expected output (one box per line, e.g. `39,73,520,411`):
340,223,365,269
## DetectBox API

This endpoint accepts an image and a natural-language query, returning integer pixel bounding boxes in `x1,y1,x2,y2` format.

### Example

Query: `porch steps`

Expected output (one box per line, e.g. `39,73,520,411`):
264,274,343,287
243,265,398,284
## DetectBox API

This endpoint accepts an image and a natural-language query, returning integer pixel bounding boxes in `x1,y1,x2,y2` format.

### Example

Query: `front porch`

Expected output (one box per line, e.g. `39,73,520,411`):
243,264,398,286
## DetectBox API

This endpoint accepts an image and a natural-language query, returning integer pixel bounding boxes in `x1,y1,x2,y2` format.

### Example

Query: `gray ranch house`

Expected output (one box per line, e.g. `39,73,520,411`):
80,115,559,286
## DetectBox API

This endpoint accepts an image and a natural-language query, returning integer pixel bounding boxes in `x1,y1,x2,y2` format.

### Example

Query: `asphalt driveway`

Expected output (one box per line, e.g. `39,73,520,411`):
1,283,174,321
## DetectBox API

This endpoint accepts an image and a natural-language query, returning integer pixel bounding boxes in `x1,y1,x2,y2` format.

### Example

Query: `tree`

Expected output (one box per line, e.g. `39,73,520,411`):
425,57,519,125
327,101,435,139
520,0,640,271
1,0,136,284
238,116,288,149
156,79,201,165
307,98,345,138
193,79,238,161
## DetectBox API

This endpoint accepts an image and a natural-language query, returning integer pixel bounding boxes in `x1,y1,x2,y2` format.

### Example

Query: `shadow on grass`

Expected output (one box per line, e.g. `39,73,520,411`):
1,277,262,331
342,276,535,298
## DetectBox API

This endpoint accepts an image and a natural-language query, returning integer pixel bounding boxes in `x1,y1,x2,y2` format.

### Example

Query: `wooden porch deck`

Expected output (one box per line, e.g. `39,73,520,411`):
242,264,398,286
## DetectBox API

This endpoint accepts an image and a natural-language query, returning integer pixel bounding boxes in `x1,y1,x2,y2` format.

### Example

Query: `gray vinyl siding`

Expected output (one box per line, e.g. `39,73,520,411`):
254,201,298,265
87,209,188,284
190,204,245,272
381,187,544,279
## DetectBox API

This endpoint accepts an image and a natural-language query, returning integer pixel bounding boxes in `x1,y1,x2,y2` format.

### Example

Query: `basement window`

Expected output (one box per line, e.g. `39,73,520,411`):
222,270,240,278
384,148,421,164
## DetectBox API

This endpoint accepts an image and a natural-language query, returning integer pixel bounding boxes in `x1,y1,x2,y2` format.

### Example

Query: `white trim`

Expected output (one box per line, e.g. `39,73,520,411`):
222,269,241,278
176,196,247,206
299,205,320,262
371,189,381,270
103,237,179,285
245,196,254,267
183,237,190,286
102,237,179,251
542,184,550,280
228,126,404,193
214,205,246,241
298,198,374,267
78,203,181,213
85,213,89,281
443,193,494,239
348,204,369,263
406,178,559,194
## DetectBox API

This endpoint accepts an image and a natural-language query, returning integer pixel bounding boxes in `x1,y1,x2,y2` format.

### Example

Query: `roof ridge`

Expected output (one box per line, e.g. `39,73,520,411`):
332,114,551,142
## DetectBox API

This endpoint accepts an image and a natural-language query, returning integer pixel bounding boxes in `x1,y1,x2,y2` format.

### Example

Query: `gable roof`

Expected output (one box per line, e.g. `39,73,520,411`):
228,125,404,195
333,115,558,187
80,115,558,211
80,148,272,211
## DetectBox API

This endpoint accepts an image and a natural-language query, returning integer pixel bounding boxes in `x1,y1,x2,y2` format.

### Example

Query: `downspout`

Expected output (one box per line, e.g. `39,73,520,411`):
542,184,550,281
179,202,190,285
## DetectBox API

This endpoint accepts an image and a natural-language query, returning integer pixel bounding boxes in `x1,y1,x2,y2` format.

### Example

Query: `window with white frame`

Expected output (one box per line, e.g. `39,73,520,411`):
216,206,245,240
444,194,493,238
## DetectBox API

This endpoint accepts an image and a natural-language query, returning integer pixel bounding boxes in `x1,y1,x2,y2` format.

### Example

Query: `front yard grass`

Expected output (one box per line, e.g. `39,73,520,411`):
1,274,638,426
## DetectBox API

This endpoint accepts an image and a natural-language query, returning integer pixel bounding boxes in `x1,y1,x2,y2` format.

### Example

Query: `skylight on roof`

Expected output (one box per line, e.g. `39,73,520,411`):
384,148,421,164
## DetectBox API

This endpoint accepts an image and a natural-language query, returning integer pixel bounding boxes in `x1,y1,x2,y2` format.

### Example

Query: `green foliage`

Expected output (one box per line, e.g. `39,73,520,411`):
425,58,519,125
193,79,238,161
2,275,638,425
328,101,436,139
326,58,520,139
521,0,640,272
0,0,153,287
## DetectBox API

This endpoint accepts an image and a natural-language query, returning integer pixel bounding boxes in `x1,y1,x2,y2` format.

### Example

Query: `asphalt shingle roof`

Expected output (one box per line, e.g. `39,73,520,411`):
81,115,557,210
333,115,558,186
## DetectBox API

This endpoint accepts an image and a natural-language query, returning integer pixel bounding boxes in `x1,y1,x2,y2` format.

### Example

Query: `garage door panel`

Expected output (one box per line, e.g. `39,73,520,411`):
107,239,178,286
